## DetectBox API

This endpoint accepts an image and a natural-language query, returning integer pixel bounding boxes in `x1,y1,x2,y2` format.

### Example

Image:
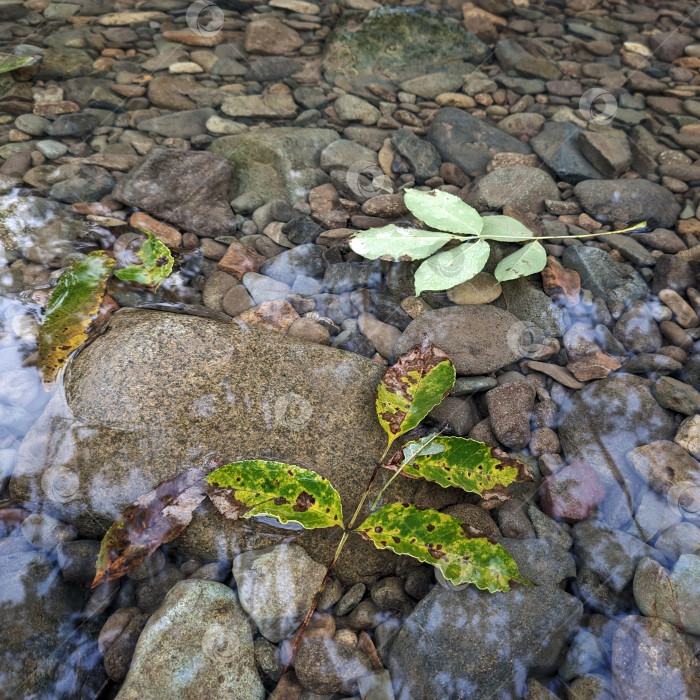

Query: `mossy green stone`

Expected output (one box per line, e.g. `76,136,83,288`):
322,7,489,86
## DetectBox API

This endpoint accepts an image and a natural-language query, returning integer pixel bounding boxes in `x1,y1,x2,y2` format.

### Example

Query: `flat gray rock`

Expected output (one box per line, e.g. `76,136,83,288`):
574,178,681,230
428,108,530,175
112,148,237,237
388,581,582,699
209,127,338,211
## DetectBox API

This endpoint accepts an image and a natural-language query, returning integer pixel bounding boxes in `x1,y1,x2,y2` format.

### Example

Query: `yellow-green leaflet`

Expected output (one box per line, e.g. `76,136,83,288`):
388,436,533,495
376,338,455,447
206,460,343,529
114,230,173,288
357,503,531,592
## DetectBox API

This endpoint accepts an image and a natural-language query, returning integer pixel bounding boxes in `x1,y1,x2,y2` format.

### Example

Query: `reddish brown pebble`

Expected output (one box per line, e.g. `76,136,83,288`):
33,101,80,117
541,255,580,306
567,352,622,381
235,300,299,333
217,241,266,280
129,212,182,249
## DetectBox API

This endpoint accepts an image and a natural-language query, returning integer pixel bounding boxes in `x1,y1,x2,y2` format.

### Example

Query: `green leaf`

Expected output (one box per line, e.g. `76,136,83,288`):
356,503,531,592
376,337,456,447
494,240,547,282
0,53,41,74
114,230,174,288
479,215,534,241
38,251,116,385
349,225,459,261
414,238,490,295
385,436,534,496
404,188,483,236
206,460,343,530
93,467,208,587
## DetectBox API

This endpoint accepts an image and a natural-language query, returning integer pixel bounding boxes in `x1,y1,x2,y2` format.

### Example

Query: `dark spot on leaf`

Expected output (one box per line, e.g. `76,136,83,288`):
155,255,168,267
426,524,435,532
374,526,383,533
287,470,294,476
293,491,315,512
325,507,330,513
392,536,400,543
381,540,387,546
428,546,445,560
273,497,289,506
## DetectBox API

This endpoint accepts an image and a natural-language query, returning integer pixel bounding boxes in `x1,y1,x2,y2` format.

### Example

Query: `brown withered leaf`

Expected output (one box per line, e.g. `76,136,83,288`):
92,467,207,587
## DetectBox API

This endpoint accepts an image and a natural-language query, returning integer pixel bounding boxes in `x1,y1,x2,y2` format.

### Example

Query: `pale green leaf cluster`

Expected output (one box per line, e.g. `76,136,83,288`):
349,188,547,294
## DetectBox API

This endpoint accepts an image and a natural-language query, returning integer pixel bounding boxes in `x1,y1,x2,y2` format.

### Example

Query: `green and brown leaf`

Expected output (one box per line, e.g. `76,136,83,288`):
384,436,533,497
357,503,531,592
114,230,173,288
376,338,455,447
206,460,343,530
38,251,116,385
92,467,208,587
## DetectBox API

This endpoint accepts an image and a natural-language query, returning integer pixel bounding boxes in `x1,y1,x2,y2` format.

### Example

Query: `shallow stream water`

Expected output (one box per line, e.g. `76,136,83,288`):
1,0,700,698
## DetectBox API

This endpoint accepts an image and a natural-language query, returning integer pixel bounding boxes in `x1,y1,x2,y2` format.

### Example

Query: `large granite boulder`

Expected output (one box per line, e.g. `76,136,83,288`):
10,310,414,583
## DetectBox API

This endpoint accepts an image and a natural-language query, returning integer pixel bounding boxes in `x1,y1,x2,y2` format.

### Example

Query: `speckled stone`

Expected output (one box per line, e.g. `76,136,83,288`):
116,580,264,700
10,311,415,578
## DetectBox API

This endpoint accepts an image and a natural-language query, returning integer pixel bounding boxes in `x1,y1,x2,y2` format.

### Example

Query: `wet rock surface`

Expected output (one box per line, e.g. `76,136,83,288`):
116,580,264,700
388,582,583,699
10,310,415,571
2,0,700,696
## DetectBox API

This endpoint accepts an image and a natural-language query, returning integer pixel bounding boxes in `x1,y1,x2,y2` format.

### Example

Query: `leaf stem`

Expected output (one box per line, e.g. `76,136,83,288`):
449,220,647,243
371,432,441,509
278,442,393,680
280,529,349,677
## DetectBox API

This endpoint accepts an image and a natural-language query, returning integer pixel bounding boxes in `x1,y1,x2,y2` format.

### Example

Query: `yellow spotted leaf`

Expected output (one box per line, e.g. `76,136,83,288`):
357,503,531,592
376,337,455,448
206,460,343,530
